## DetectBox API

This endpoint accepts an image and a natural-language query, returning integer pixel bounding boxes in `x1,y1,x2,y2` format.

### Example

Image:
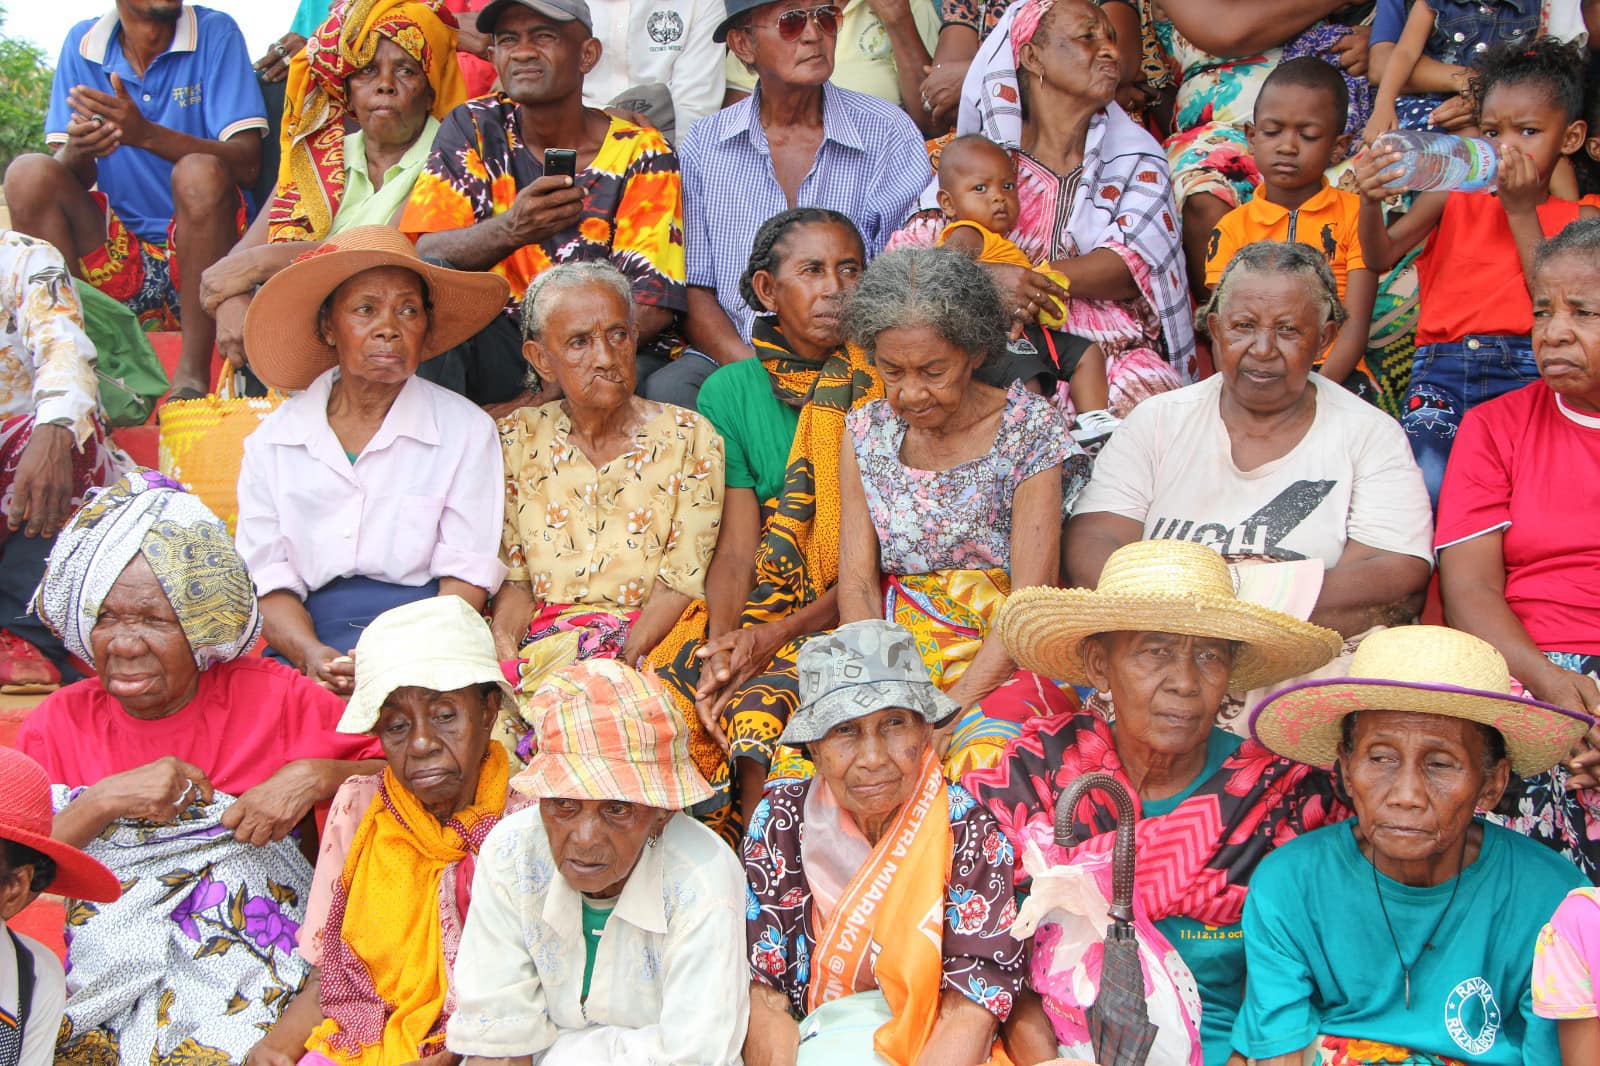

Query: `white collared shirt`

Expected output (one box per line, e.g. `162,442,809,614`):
235,368,507,598
580,0,728,135
1,928,66,1066
446,809,749,1065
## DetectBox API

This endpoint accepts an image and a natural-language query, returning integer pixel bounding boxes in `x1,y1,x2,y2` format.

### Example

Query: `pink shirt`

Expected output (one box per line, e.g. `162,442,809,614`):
236,369,507,599
15,657,381,796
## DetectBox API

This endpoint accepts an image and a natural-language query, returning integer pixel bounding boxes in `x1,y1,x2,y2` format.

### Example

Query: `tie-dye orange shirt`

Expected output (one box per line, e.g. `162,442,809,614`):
400,96,686,315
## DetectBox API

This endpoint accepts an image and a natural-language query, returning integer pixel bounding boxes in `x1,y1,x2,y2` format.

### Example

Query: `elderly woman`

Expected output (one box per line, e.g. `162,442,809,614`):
445,659,748,1064
16,472,382,1065
743,619,1024,1064
247,597,527,1066
1068,241,1434,724
646,207,879,831
201,0,467,370
1437,220,1600,881
835,247,1088,775
237,225,510,696
964,539,1345,1066
491,262,724,762
1240,626,1589,1064
925,0,1194,412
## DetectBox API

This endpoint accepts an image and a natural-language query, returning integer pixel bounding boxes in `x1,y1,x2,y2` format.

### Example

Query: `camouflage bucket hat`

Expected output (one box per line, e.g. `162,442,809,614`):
780,620,961,746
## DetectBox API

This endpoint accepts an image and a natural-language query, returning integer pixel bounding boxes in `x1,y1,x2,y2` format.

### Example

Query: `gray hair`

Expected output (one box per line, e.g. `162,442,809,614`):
845,247,1007,365
1197,240,1347,338
1535,217,1600,273
520,261,634,342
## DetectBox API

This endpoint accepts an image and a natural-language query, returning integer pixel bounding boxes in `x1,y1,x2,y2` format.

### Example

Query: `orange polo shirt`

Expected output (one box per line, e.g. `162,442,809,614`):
1204,180,1367,299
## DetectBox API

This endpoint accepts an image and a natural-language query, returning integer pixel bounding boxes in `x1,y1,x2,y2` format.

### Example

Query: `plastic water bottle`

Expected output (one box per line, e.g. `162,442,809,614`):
1371,130,1498,193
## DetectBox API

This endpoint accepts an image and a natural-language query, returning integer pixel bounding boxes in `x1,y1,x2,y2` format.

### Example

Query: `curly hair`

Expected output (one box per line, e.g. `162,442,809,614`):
1470,35,1586,123
1197,240,1347,338
521,261,634,342
844,247,1008,364
738,208,863,314
1534,217,1600,272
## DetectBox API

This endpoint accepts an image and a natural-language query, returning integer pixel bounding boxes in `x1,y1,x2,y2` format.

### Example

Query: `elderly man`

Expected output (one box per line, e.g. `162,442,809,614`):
400,0,698,407
3,0,267,402
678,0,930,367
0,233,127,692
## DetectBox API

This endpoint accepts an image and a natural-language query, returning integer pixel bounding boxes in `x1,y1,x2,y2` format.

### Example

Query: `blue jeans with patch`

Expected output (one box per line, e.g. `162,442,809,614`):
1402,335,1538,509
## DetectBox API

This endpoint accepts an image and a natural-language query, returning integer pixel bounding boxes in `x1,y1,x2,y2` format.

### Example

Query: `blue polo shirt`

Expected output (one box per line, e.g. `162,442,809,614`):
46,5,268,244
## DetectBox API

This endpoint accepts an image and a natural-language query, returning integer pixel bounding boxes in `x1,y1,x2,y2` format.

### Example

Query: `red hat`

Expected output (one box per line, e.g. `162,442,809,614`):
0,749,121,903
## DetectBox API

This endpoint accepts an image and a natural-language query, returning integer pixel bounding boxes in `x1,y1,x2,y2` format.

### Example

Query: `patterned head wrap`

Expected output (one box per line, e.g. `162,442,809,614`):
30,471,263,670
1009,0,1057,62
269,0,467,243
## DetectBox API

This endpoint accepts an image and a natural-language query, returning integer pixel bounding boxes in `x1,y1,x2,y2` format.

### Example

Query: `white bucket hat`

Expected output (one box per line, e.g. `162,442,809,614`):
339,597,516,734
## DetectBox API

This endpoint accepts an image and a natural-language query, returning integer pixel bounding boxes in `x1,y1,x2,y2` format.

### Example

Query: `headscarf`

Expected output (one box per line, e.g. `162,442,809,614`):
1009,0,1054,63
270,0,467,243
30,471,262,670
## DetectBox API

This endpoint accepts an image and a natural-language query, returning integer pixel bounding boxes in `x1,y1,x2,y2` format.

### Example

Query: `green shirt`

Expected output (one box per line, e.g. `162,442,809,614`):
1144,728,1246,1066
580,895,617,1002
328,117,439,235
696,357,799,503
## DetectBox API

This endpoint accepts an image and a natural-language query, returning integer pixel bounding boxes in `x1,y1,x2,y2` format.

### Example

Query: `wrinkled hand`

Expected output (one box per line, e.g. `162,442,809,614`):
223,762,319,846
253,34,306,84
984,262,1069,333
1530,664,1600,787
244,1039,300,1066
214,293,252,371
482,388,543,421
62,110,121,160
200,253,263,316
7,424,74,537
505,175,585,246
1332,25,1370,77
694,624,787,750
1352,144,1406,201
69,75,150,151
918,61,967,129
87,757,214,824
1427,93,1477,133
304,644,355,697
1494,142,1542,215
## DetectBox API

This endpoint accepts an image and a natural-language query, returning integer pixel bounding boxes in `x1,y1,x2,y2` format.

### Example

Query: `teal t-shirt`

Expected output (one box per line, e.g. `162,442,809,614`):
696,358,800,504
1235,818,1585,1064
580,896,616,1002
1144,729,1246,1066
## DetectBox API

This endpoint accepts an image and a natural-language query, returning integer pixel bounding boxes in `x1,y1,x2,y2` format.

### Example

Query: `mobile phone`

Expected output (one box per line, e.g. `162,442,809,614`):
544,148,577,179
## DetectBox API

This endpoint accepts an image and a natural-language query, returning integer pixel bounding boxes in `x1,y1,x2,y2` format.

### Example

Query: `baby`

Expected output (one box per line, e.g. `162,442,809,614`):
935,134,1117,444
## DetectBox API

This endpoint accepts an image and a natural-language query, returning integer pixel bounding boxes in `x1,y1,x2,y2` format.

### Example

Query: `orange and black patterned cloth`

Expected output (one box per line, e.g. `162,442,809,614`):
400,98,686,316
80,190,246,331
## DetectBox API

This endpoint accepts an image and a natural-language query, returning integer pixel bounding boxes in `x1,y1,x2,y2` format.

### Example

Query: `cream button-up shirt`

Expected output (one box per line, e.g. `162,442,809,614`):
446,808,749,1065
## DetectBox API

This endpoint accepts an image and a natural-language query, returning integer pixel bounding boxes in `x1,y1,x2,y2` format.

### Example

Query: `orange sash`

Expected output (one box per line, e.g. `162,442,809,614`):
807,749,949,1065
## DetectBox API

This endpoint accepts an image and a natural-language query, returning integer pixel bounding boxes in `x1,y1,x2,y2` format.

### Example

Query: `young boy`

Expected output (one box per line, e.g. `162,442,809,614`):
934,134,1116,445
0,748,120,1066
1357,35,1596,507
1205,57,1378,399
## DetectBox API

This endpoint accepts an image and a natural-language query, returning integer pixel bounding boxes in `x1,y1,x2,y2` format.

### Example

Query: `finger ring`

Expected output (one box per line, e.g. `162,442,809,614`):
174,780,195,807
91,114,104,126
921,97,931,112
272,41,290,58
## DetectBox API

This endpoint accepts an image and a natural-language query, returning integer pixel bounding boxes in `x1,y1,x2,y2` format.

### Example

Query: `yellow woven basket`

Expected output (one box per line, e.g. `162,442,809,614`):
158,375,285,534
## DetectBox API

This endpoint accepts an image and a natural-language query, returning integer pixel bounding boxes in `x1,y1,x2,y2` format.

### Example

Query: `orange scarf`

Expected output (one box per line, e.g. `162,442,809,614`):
307,745,510,1065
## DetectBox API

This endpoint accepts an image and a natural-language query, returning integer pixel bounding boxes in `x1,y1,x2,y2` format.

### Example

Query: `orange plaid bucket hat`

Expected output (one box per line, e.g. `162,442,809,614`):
511,660,714,810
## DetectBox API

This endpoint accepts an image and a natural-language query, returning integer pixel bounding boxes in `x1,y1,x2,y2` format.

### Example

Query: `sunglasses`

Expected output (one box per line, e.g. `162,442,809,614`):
757,5,842,39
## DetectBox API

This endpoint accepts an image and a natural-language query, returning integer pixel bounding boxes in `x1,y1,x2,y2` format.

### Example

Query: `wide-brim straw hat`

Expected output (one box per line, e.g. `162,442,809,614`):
999,540,1343,693
339,597,516,734
1251,626,1590,777
512,660,714,810
0,749,121,902
243,225,511,391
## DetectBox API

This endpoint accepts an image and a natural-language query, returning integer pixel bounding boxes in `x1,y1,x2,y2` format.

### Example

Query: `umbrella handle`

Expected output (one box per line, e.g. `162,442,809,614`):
1054,771,1138,925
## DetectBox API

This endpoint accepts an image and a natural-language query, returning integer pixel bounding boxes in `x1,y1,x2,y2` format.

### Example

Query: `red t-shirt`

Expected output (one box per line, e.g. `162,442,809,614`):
1414,193,1583,346
15,657,381,795
1435,381,1600,654
443,0,497,98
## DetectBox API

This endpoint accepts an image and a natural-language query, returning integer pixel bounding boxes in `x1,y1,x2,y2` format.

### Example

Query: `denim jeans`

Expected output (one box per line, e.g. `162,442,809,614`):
1401,335,1538,508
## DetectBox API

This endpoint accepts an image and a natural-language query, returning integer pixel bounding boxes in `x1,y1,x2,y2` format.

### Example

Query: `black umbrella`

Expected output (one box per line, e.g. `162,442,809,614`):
1055,771,1158,1066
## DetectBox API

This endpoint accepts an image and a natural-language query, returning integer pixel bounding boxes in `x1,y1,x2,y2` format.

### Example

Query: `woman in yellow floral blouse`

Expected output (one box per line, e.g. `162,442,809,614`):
490,262,724,758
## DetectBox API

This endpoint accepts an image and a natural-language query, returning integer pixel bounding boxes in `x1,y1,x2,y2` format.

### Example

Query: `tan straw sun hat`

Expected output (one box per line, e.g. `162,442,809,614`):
1250,626,1590,777
999,539,1343,693
243,225,511,391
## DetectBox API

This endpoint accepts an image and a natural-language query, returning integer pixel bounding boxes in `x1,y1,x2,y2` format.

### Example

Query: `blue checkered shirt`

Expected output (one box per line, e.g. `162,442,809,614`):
679,82,932,340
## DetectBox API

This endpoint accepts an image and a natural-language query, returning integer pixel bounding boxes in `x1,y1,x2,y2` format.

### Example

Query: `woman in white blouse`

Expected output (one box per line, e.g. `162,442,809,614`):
237,225,511,695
